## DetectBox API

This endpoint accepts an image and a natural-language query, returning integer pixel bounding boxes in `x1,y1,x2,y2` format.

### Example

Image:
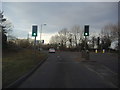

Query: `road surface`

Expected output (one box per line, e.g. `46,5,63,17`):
90,52,118,73
18,51,117,88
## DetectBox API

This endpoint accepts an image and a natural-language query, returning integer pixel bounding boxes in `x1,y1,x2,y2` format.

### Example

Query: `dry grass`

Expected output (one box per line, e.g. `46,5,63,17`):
2,49,47,87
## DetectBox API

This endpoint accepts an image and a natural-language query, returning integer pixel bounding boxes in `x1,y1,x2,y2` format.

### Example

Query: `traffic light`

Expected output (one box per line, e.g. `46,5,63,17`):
84,25,89,36
0,13,6,22
97,37,100,47
42,40,44,44
2,18,6,22
32,25,38,37
58,43,61,46
69,39,72,42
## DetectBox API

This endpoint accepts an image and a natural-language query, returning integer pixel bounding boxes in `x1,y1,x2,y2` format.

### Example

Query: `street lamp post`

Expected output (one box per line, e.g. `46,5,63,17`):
39,23,46,50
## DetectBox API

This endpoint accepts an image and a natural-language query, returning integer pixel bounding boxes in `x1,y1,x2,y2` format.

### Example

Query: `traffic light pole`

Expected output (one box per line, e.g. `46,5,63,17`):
85,36,87,50
32,25,38,59
84,36,89,60
34,36,37,59
34,36,36,49
83,25,90,60
34,36,36,51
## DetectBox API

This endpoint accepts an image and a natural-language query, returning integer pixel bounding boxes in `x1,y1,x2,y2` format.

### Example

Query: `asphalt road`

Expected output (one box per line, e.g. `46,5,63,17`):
18,51,117,88
90,52,118,73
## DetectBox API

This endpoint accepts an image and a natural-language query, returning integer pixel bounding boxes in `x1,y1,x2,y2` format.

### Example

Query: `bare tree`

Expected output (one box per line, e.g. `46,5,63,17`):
49,25,84,50
1,11,13,49
101,23,118,50
101,23,118,41
71,25,83,47
1,12,14,39
49,34,60,44
58,28,69,47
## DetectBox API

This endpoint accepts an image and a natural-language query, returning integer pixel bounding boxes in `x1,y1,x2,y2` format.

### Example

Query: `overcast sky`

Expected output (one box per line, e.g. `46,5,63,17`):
2,2,118,43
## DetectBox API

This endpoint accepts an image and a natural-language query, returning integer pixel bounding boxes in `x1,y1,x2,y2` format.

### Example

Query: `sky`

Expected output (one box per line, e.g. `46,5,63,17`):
1,0,120,2
1,1,118,44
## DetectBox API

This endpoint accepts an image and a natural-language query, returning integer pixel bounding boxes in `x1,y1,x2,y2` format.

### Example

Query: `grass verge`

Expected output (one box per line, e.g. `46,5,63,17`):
2,49,48,88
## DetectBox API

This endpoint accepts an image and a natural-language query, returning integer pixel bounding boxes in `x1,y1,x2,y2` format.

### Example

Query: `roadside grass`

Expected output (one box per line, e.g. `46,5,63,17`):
2,49,48,88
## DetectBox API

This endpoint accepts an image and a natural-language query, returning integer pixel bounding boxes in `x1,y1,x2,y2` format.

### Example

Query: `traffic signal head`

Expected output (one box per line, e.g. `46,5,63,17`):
84,25,89,36
85,32,88,36
42,40,44,44
32,25,38,37
2,18,6,22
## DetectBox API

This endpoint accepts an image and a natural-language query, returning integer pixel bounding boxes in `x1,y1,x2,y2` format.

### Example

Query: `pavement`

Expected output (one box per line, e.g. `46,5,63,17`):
18,51,118,88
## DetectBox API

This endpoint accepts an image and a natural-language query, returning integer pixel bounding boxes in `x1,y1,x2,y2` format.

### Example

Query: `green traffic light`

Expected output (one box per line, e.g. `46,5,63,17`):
33,33,36,36
84,25,89,36
32,25,38,36
85,33,88,36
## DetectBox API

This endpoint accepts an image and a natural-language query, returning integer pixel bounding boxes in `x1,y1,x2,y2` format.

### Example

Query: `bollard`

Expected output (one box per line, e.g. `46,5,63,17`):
85,50,89,60
95,49,98,53
102,49,105,53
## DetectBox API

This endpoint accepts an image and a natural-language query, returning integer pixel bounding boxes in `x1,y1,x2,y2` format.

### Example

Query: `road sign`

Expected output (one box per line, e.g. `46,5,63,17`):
32,25,38,37
84,25,89,36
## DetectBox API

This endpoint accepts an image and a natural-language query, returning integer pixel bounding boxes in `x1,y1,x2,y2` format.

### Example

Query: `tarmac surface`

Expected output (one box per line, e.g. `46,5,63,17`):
18,51,118,88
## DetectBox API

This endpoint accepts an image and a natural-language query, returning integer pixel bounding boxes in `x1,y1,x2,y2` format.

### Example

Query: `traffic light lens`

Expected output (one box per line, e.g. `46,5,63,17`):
33,33,36,36
85,33,88,36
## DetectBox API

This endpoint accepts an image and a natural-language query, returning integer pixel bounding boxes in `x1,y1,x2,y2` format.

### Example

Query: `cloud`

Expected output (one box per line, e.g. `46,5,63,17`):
2,0,120,2
3,2,118,43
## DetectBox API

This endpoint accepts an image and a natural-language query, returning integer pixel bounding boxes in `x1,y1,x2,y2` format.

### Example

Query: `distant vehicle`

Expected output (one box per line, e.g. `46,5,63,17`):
49,48,55,53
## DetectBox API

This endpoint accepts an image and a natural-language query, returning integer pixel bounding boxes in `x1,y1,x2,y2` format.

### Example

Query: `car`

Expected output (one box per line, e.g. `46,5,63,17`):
49,48,55,53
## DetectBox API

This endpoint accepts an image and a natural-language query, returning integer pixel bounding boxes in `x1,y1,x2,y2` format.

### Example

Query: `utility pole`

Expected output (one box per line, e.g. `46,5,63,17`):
40,24,42,45
39,24,46,51
27,33,29,42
